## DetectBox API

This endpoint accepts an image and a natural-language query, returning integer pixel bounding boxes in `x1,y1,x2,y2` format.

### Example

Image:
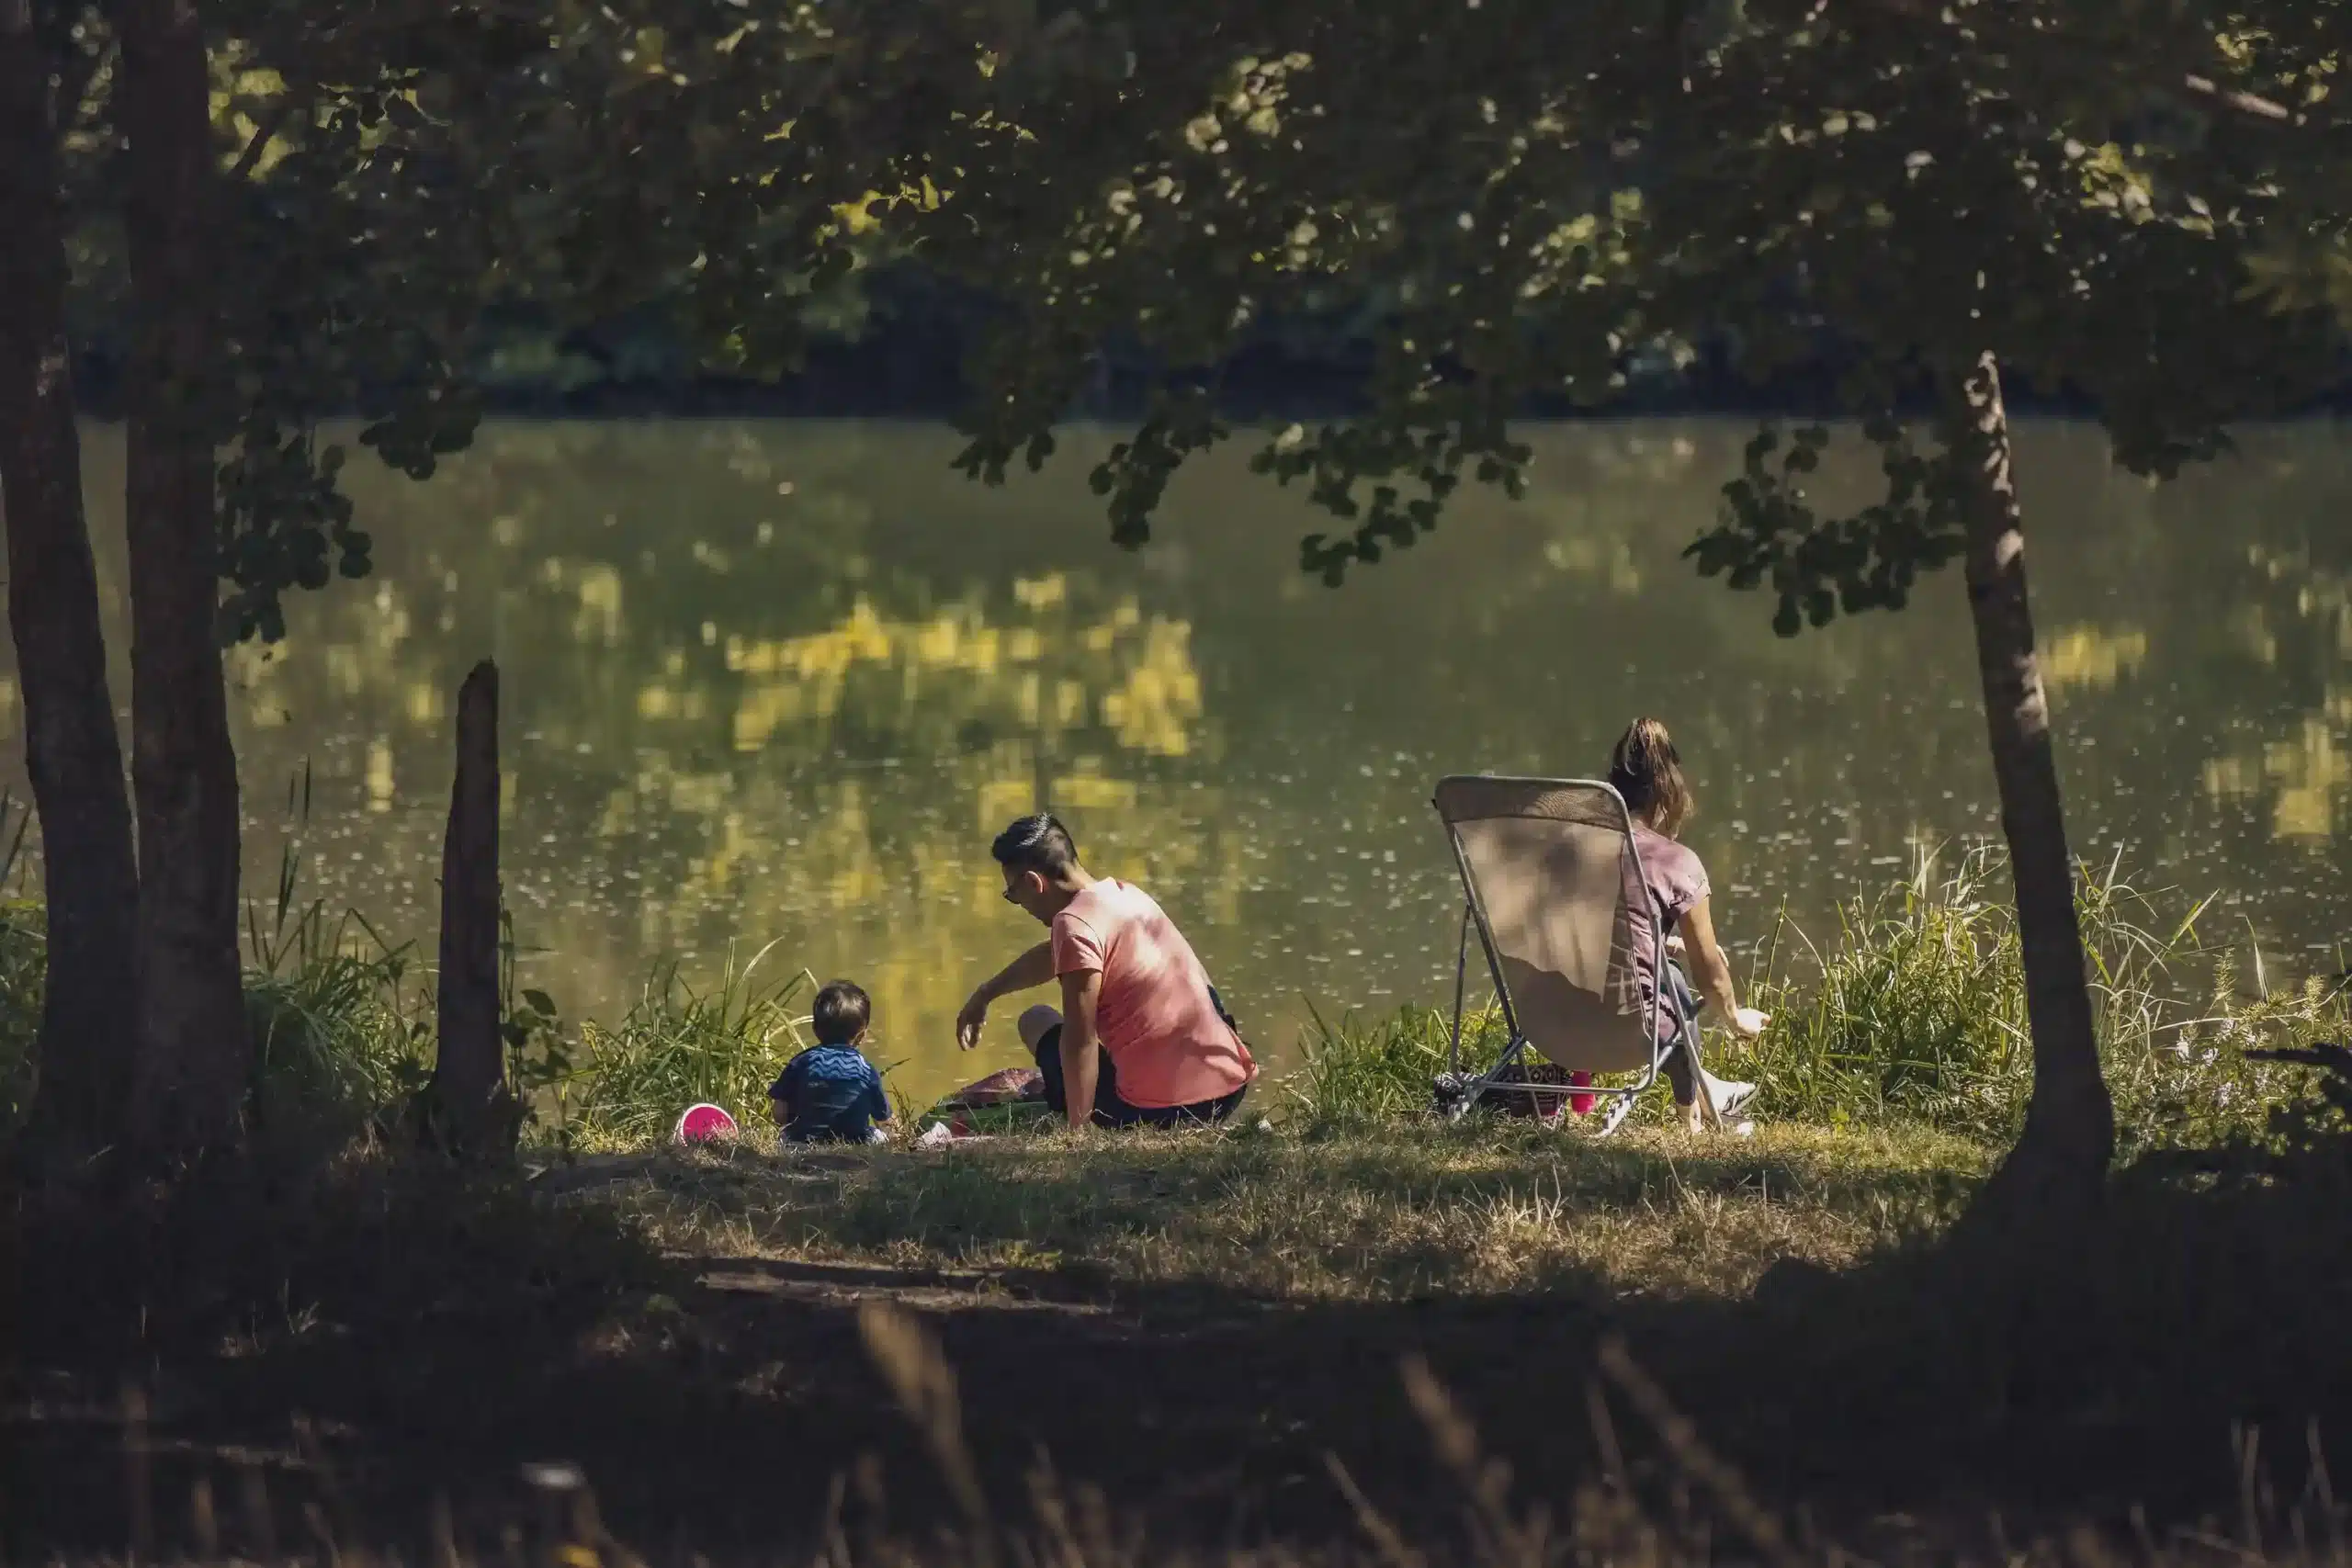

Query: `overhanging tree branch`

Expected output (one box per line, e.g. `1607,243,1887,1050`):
228,90,305,182
2180,73,2292,124
1846,0,2301,130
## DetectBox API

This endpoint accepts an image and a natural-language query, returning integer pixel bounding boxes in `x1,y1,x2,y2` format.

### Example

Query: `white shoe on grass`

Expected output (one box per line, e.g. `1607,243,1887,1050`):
1702,1073,1758,1121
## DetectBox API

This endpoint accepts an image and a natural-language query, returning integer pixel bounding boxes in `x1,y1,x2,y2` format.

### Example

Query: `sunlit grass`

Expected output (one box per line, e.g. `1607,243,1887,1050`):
1289,847,2346,1155
1282,998,1511,1131
0,839,2335,1172
1719,845,2346,1156
559,944,818,1145
596,1118,1984,1303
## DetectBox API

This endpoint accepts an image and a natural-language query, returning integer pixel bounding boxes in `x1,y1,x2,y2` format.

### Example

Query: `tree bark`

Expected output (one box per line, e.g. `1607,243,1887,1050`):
1947,351,2115,1220
114,0,252,1159
427,660,511,1156
0,0,142,1152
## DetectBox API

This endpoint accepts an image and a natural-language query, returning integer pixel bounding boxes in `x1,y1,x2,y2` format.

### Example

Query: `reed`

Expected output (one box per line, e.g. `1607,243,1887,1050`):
0,829,2335,1156
558,943,819,1146
1720,846,2346,1154
0,793,44,1131
1283,998,1512,1132
1285,847,2347,1150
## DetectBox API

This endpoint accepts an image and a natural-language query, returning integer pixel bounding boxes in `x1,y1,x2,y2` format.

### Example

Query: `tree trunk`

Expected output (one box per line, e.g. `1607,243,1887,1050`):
115,0,252,1159
0,0,142,1153
427,660,512,1156
1947,351,2115,1220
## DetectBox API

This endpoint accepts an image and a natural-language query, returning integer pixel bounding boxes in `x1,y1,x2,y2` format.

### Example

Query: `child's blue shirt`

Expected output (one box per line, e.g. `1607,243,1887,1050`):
770,1045,889,1143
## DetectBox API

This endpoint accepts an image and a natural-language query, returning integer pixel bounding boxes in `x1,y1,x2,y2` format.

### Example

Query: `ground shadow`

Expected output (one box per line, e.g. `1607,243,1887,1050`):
11,1135,2352,1563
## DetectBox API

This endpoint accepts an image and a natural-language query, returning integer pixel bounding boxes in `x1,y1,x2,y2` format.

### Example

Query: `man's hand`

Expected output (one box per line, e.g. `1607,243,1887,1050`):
956,988,990,1051
1730,1006,1770,1039
957,943,1054,1050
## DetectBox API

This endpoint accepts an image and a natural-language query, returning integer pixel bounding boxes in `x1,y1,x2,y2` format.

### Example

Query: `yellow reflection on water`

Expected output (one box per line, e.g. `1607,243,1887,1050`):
2041,625,2148,693
2204,709,2348,841
365,739,394,814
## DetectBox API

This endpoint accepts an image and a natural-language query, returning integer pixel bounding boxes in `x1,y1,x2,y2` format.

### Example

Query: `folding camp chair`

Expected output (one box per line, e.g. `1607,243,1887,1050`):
1430,774,1726,1134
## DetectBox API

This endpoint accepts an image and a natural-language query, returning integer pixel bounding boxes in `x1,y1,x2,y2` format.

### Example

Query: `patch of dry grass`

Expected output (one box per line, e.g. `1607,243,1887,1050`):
590,1121,1984,1303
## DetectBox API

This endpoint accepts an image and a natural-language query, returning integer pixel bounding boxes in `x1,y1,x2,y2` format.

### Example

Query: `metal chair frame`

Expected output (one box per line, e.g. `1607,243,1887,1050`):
1434,774,1716,1133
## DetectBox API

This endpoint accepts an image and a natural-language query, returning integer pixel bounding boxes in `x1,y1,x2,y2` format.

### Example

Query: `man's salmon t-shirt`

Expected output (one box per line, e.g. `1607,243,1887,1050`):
1049,880,1257,1109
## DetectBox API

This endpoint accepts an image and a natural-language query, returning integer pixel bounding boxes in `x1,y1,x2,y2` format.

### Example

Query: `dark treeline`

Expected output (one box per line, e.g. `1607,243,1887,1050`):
61,260,2352,423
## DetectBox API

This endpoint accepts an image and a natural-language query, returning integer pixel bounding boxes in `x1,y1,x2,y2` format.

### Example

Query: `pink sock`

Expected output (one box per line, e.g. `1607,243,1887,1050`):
1569,1071,1595,1116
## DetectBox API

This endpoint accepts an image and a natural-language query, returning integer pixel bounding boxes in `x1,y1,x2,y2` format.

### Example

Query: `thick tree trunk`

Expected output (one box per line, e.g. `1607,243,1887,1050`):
115,0,252,1158
0,0,142,1152
1947,351,2115,1219
427,660,512,1156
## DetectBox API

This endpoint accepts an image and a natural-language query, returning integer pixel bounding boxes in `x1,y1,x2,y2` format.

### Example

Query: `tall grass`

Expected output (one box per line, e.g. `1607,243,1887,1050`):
1719,846,2346,1152
0,794,44,1134
1289,848,2347,1151
558,943,818,1146
242,828,433,1138
227,768,457,1145
1283,999,1512,1131
0,767,815,1149
1719,847,2033,1138
4,813,2335,1158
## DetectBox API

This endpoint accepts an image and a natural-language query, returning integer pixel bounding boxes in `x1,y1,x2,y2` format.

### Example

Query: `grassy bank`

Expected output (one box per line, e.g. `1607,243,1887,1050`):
1290,848,2346,1155
594,1119,1983,1302
0,836,2339,1158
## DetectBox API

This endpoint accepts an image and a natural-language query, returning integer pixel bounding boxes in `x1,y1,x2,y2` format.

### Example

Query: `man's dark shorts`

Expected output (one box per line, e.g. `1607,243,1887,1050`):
1031,1024,1250,1128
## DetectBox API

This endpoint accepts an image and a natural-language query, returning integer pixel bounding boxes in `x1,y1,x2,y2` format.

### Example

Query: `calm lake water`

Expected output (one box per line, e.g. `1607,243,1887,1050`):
7,420,2348,1106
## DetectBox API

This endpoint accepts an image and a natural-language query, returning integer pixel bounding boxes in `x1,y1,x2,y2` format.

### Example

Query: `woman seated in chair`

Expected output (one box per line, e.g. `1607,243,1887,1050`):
1608,717,1770,1132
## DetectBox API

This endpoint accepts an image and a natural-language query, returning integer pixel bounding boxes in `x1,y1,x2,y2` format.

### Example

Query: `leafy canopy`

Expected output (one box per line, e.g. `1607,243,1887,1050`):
877,0,2347,630
46,0,2350,641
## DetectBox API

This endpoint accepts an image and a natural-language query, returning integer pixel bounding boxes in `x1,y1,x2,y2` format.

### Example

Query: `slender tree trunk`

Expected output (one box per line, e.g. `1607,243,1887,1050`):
114,0,251,1158
427,660,512,1156
1947,351,2115,1219
0,0,142,1152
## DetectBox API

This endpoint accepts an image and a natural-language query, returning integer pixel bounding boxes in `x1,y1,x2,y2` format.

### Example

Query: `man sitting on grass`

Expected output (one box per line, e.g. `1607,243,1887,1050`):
956,814,1256,1129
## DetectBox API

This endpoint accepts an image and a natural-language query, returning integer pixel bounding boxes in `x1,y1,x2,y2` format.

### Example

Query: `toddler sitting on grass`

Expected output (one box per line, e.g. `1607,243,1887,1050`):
769,979,891,1145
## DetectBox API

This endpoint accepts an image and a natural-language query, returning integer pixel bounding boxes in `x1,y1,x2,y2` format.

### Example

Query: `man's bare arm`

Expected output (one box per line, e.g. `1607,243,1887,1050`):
957,942,1056,1049
1057,967,1104,1128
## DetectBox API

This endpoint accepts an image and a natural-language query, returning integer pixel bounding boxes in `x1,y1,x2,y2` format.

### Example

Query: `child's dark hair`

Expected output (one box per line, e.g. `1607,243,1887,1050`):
810,979,872,1046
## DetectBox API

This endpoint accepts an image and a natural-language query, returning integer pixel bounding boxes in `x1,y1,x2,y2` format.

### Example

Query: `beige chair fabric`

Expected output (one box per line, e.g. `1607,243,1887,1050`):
1433,776,1660,1078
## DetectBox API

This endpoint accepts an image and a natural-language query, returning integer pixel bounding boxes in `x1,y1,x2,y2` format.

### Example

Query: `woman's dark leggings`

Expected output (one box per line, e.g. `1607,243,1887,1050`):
1661,960,1705,1105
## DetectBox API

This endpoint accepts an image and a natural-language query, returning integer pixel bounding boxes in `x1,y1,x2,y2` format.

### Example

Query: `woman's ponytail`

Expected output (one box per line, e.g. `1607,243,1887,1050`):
1607,717,1693,835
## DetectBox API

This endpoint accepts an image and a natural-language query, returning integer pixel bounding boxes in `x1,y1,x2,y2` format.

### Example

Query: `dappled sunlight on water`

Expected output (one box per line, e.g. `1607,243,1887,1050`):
6,418,2346,1105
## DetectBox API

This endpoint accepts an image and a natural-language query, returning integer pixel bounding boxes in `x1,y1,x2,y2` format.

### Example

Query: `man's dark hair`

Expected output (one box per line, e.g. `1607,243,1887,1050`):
990,812,1079,878
810,979,872,1046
